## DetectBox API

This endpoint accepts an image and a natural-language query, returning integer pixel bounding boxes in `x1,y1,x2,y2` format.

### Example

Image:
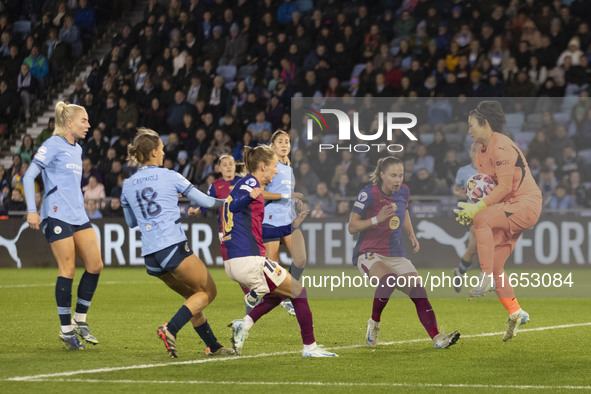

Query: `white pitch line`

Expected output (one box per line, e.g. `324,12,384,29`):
0,281,153,289
5,322,591,382
12,378,591,391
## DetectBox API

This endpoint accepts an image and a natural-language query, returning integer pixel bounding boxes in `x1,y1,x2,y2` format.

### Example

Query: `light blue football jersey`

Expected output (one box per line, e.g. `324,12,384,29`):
31,136,87,224
121,166,194,255
263,161,295,227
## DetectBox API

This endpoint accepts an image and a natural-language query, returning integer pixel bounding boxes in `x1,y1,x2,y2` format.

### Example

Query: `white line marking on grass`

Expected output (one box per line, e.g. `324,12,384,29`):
5,322,591,383
0,281,153,289
11,378,591,390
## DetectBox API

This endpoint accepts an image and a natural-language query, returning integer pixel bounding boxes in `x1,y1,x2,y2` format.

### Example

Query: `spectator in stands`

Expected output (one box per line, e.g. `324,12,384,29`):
308,181,336,218
51,1,68,28
296,161,320,197
166,90,191,129
59,15,83,58
15,134,34,164
164,131,182,161
564,55,590,97
509,71,537,97
208,75,229,118
219,23,247,66
102,196,123,217
538,166,558,205
85,197,102,219
116,96,138,130
103,159,122,197
247,110,272,142
185,74,208,106
85,128,108,165
206,129,232,158
568,171,587,208
74,0,96,44
547,183,574,211
16,63,37,121
556,144,585,181
81,157,102,188
557,36,584,67
83,175,106,204
5,187,26,212
0,79,19,134
409,167,445,196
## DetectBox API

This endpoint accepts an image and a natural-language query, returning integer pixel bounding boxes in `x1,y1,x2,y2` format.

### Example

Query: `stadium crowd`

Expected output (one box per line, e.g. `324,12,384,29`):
1,0,591,218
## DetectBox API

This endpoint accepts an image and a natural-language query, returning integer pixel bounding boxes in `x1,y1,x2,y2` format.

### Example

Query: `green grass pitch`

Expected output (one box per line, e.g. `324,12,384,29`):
1,268,590,393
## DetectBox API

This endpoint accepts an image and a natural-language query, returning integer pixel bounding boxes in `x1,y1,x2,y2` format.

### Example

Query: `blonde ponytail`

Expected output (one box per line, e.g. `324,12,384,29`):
53,101,85,137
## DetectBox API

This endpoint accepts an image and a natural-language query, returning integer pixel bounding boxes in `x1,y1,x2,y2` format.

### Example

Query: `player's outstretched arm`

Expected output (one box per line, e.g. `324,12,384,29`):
403,209,420,253
186,187,225,208
261,190,304,200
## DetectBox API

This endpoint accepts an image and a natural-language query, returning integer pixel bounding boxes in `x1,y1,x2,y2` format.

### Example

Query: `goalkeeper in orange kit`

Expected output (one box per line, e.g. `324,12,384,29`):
454,100,542,342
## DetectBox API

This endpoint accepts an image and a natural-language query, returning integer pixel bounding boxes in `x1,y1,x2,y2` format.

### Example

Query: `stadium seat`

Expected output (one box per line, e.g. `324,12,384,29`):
553,112,570,126
216,65,237,83
12,20,31,41
350,63,366,79
225,81,236,92
515,131,536,151
446,133,464,149
420,133,434,145
577,149,591,166
525,113,542,130
561,96,578,114
237,64,257,79
297,0,314,13
505,112,525,134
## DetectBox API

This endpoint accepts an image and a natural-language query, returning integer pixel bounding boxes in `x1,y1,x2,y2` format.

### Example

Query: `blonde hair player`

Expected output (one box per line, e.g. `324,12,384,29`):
23,102,103,350
349,156,460,349
224,145,337,357
260,129,308,316
121,128,235,358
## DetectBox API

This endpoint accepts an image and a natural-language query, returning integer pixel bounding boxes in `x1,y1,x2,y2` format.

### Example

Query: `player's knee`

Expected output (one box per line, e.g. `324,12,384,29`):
293,254,306,268
472,211,488,229
90,260,104,274
409,285,428,299
291,281,304,298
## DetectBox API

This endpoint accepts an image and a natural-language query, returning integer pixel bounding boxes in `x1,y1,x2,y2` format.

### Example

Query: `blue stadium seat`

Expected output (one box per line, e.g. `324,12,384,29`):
350,63,366,79
553,112,570,126
505,112,525,134
297,0,314,13
216,65,237,83
12,20,31,41
577,149,591,166
515,131,536,151
525,113,542,130
225,81,236,92
237,64,258,79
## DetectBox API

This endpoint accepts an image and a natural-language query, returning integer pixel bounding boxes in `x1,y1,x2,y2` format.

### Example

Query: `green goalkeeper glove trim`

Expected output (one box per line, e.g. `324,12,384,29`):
454,200,487,226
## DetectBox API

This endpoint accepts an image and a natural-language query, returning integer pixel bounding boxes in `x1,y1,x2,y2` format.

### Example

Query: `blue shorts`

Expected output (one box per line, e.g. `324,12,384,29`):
262,224,292,243
143,241,193,277
42,217,92,243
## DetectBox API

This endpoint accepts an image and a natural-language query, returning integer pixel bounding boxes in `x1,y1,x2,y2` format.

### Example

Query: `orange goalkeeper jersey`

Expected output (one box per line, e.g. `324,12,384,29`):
475,132,542,206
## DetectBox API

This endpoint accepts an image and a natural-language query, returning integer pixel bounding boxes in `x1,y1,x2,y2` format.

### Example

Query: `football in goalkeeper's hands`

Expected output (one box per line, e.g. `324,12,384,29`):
466,173,495,203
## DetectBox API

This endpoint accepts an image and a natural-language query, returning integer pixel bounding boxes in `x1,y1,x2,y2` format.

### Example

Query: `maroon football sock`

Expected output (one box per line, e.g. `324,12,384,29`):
291,288,316,345
248,293,283,323
371,273,397,322
410,286,439,339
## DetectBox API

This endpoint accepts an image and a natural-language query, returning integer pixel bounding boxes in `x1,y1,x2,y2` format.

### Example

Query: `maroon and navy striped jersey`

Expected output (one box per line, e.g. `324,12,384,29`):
351,183,410,265
221,174,266,259
207,176,242,260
